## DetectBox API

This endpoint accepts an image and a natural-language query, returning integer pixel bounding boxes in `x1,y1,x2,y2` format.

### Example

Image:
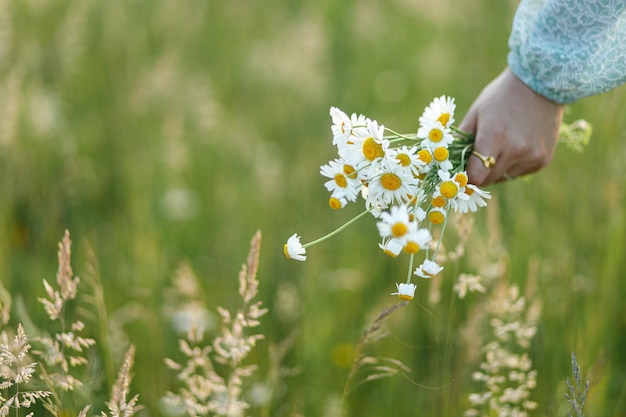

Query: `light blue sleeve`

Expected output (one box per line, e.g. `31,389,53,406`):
508,0,626,104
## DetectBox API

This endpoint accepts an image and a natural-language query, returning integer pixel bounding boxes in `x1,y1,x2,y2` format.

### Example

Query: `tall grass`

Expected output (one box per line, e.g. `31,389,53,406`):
0,0,625,416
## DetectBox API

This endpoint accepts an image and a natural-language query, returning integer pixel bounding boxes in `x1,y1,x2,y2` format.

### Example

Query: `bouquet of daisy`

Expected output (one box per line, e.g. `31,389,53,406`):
284,96,491,301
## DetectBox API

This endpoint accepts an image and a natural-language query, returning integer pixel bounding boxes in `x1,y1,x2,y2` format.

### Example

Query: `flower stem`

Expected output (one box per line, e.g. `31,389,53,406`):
303,209,371,248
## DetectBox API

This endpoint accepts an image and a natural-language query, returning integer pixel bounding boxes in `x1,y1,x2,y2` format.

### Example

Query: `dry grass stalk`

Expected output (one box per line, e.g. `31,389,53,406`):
102,345,141,417
342,301,410,399
164,231,268,417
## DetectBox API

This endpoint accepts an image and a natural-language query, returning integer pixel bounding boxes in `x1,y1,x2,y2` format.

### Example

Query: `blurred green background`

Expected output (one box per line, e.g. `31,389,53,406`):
1,0,625,416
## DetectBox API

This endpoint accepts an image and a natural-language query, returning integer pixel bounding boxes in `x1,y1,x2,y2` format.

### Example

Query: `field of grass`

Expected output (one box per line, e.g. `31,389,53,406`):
1,0,625,416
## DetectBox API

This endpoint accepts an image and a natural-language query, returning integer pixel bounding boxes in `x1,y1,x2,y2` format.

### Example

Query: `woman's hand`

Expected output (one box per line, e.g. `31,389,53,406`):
459,67,564,186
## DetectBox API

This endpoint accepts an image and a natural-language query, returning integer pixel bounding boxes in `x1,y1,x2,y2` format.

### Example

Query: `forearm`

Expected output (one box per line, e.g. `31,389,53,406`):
508,0,626,104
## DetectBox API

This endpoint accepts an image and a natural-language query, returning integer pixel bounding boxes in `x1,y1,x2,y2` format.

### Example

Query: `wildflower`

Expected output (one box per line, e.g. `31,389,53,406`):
419,95,456,128
340,119,388,167
428,207,447,225
432,146,453,171
320,158,361,202
367,159,419,208
402,229,432,254
417,120,454,149
328,196,347,210
437,169,465,200
453,184,491,213
284,234,306,261
414,259,444,278
379,238,403,258
391,282,417,300
330,107,367,147
376,205,416,244
387,145,425,176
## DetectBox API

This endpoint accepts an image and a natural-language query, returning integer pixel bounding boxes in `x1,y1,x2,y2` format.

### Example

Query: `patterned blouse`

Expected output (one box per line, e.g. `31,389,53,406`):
508,0,626,103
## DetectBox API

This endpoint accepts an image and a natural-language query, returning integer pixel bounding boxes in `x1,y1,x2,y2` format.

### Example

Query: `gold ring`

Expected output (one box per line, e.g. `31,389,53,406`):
472,151,496,169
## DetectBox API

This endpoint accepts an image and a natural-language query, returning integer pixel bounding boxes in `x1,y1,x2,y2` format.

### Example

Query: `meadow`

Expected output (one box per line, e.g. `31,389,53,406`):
1,0,625,416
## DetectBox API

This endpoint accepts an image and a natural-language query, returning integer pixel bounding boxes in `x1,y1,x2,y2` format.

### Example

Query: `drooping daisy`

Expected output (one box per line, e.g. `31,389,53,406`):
367,158,419,208
284,233,306,261
432,146,453,171
320,158,361,203
402,228,432,254
417,119,454,149
339,119,388,167
452,184,491,213
431,190,448,209
330,107,368,147
419,95,456,128
328,196,348,210
379,238,403,258
428,207,447,225
391,282,417,300
376,205,416,244
414,259,444,278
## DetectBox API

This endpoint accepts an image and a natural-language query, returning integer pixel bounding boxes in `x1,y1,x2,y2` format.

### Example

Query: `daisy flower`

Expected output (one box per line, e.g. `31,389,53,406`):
284,233,306,261
452,184,491,213
320,158,361,203
330,107,368,147
437,169,462,200
419,95,456,128
367,158,419,208
417,119,454,149
387,145,425,176
379,238,403,258
428,207,447,225
376,205,416,244
414,259,444,278
391,282,417,300
328,196,348,210
339,119,388,167
432,146,453,171
402,228,432,254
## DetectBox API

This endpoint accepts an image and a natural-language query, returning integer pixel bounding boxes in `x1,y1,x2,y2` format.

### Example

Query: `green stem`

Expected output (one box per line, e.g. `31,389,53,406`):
384,127,419,141
431,206,451,261
450,125,474,140
406,253,415,284
303,209,371,248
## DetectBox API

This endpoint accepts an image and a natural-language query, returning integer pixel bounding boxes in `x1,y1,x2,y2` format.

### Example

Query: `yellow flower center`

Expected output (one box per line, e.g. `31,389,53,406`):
440,181,458,198
398,293,414,301
437,113,450,127
391,222,408,237
433,147,449,162
428,210,445,225
417,149,432,164
343,164,357,179
362,137,384,161
383,248,398,258
454,172,468,187
380,173,401,191
334,173,347,188
432,195,446,208
283,244,290,259
329,197,343,210
396,153,411,167
403,242,420,254
465,187,475,196
428,128,443,143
